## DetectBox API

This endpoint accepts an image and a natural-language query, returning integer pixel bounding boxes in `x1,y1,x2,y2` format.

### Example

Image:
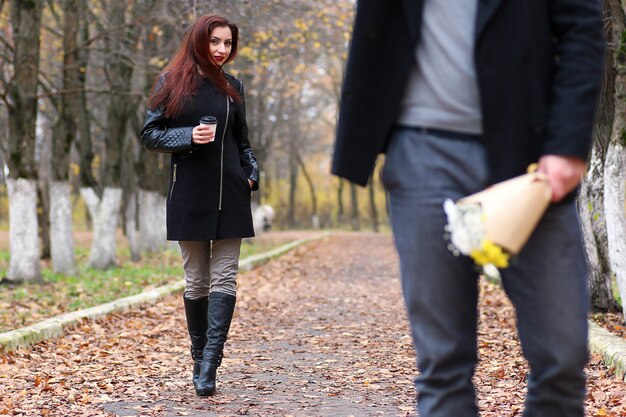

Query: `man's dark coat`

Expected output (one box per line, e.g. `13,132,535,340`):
332,0,605,187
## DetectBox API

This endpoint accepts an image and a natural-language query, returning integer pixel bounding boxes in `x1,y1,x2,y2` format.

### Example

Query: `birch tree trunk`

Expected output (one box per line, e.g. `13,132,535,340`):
5,0,42,283
601,0,626,322
136,10,168,255
80,187,122,269
579,151,616,311
7,179,41,282
580,0,626,316
49,0,81,274
86,0,151,268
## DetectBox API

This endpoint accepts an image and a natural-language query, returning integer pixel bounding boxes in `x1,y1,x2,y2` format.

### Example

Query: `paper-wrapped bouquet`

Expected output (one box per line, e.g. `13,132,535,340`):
444,169,552,270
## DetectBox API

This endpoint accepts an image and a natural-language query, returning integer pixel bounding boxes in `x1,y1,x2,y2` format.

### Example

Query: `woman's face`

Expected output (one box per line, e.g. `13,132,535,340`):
209,25,233,67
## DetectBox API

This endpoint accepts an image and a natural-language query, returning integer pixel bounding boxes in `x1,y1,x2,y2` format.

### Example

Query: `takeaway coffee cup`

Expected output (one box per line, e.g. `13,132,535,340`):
199,115,218,142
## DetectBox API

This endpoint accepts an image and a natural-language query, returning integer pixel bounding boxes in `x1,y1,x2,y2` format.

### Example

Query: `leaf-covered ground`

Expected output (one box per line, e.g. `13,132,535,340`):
1,233,625,416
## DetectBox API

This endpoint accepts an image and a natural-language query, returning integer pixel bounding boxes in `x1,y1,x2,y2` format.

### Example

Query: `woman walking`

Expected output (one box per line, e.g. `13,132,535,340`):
140,14,258,397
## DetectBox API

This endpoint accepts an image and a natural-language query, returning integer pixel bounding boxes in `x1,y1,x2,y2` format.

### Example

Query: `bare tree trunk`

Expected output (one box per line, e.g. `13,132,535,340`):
36,115,52,260
288,150,298,228
85,0,152,269
241,68,281,206
89,2,131,269
49,0,81,274
75,13,97,191
5,0,42,283
295,152,319,228
0,108,6,186
368,176,380,232
336,177,345,226
136,6,168,254
37,181,50,259
579,152,617,311
124,189,140,262
602,0,626,318
578,0,626,315
349,182,360,231
122,123,141,261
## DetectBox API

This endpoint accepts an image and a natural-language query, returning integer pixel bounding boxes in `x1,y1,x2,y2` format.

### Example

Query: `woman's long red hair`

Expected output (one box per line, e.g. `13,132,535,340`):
149,14,240,118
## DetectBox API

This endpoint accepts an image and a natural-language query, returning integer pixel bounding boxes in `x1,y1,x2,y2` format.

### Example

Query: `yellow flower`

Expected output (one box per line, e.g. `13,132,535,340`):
470,240,510,268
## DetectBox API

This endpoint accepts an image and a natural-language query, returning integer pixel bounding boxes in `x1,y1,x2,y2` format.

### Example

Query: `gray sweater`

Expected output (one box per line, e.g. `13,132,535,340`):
397,0,482,134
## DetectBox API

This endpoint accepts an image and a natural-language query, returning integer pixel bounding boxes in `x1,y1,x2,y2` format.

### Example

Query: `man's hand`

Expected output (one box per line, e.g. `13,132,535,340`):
537,155,587,203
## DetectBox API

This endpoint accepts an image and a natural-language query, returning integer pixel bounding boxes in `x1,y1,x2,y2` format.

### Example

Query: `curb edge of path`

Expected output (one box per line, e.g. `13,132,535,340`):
589,321,626,381
0,232,330,353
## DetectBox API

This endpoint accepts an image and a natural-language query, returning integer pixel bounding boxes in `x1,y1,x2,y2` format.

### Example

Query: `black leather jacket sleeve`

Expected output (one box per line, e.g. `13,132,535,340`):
139,105,195,153
139,74,195,153
233,81,259,191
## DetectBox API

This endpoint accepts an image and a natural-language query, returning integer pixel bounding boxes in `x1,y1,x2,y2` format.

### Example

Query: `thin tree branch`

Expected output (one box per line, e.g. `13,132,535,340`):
36,87,146,100
0,32,13,52
44,0,61,24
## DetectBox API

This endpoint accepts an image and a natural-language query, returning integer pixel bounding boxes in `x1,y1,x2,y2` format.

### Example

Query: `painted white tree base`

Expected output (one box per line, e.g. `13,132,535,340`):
139,189,166,253
80,187,122,269
7,178,41,282
50,181,77,275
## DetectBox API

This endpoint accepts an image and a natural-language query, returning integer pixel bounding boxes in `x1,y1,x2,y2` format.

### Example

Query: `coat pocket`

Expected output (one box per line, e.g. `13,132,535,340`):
241,169,252,191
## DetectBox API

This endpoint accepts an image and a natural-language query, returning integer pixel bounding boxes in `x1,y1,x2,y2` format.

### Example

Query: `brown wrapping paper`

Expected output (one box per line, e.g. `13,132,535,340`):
458,172,552,255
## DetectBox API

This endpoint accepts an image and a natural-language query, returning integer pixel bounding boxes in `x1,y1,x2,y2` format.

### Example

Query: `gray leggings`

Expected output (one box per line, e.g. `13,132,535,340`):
179,238,242,299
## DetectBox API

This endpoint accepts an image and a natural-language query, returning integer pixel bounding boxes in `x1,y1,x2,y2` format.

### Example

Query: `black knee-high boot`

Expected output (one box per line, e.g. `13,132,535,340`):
183,296,208,388
194,292,236,397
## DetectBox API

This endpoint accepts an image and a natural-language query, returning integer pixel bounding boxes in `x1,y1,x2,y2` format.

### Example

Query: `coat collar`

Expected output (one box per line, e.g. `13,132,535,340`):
476,0,504,39
399,0,504,41
400,0,423,43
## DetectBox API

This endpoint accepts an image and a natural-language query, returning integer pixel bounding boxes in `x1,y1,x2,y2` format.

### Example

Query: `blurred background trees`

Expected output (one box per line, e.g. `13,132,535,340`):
0,0,389,280
0,0,623,323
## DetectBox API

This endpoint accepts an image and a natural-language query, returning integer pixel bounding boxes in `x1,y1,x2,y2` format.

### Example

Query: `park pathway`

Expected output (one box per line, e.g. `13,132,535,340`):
2,233,626,416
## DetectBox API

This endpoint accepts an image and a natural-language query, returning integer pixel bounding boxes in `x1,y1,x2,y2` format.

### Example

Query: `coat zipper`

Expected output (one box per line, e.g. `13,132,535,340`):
169,163,177,201
218,95,230,210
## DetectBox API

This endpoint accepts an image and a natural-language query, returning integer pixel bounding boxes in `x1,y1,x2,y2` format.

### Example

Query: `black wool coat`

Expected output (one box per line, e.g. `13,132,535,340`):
332,0,605,188
140,73,259,241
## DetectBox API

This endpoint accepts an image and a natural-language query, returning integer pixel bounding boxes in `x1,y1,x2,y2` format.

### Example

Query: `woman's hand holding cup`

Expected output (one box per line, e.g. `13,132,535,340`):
193,116,218,144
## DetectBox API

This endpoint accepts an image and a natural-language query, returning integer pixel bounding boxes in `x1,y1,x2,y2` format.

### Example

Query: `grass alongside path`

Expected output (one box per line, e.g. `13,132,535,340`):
1,233,625,416
0,232,305,333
